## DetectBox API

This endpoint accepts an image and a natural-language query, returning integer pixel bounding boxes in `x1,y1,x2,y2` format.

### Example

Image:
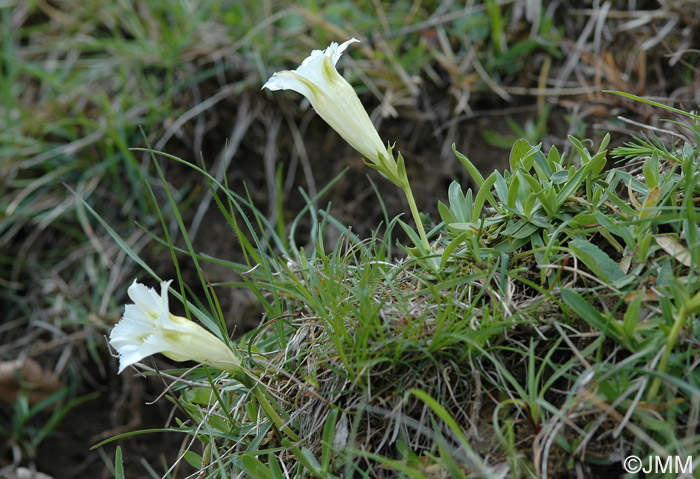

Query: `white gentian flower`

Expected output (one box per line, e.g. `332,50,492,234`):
264,39,430,250
263,38,405,187
109,280,242,375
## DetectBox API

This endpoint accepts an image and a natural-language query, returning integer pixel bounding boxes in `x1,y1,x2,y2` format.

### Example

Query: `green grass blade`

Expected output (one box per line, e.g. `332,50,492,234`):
604,90,700,120
114,446,124,479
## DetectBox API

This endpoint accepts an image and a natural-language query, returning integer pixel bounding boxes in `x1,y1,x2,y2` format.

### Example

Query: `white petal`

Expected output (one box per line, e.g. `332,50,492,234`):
294,51,332,86
159,280,172,313
263,71,307,95
121,304,153,326
127,280,163,318
114,334,175,373
156,311,196,333
262,39,392,173
263,70,314,98
300,38,358,69
262,73,288,91
263,38,359,94
139,334,173,357
115,345,148,373
110,316,150,347
330,38,359,64
110,278,242,375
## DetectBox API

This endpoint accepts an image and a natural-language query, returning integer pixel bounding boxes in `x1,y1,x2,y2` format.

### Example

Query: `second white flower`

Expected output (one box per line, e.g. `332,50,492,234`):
263,39,403,187
109,280,242,376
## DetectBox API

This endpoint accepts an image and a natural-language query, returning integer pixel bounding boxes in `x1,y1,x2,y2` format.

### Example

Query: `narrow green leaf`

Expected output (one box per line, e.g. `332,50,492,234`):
246,398,258,423
568,135,590,162
114,446,124,479
555,166,586,207
502,219,525,236
452,144,485,186
183,451,203,469
92,429,193,450
604,90,700,120
568,239,624,284
438,201,456,226
241,455,274,479
642,152,659,188
561,289,622,344
398,219,428,255
506,171,520,208
520,181,537,217
472,172,498,222
406,389,493,477
521,171,543,194
536,186,557,217
550,170,569,184
448,181,469,222
570,213,597,227
298,447,323,475
440,231,469,270
547,144,561,170
268,453,285,479
512,221,539,239
321,409,339,471
588,145,607,178
623,292,642,341
534,149,553,181
493,171,509,204
509,138,532,171
396,151,408,187
594,211,634,248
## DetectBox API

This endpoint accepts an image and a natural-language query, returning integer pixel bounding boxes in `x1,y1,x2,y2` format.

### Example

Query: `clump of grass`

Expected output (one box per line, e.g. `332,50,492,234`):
94,94,699,478
1,0,568,370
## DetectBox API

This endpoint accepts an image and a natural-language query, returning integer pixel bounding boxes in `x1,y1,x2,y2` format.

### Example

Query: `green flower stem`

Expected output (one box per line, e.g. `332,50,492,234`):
251,384,300,442
253,394,309,478
646,307,687,402
230,369,300,442
402,184,430,250
647,289,700,401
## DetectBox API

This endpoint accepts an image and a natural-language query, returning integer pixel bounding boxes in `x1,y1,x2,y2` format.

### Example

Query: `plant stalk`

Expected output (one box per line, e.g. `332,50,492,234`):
402,184,430,250
232,370,300,442
251,385,300,442
647,307,687,402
